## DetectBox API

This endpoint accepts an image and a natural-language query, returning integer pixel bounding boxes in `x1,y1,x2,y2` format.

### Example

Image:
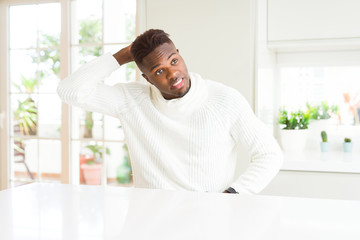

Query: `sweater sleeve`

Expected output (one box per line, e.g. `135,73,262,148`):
57,53,131,118
228,91,283,195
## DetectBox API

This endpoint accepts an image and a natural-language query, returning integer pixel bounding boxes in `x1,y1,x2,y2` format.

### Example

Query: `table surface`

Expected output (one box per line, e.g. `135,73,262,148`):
0,183,359,240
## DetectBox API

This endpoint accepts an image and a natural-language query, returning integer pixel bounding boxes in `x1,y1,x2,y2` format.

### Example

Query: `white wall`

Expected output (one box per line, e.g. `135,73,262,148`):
141,0,256,108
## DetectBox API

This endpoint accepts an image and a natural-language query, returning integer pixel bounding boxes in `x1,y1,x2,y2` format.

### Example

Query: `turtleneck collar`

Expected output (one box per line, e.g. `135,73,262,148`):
150,72,208,117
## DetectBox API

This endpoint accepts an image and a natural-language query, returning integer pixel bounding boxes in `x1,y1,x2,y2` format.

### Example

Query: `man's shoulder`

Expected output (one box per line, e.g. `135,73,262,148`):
113,81,151,98
205,79,243,101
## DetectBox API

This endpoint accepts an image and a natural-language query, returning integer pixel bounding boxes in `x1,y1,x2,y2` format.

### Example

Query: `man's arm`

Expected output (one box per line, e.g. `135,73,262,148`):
57,45,135,118
226,91,283,195
113,44,133,65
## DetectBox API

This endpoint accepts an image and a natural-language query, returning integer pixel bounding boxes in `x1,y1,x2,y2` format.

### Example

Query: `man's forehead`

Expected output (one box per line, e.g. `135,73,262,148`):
142,42,177,67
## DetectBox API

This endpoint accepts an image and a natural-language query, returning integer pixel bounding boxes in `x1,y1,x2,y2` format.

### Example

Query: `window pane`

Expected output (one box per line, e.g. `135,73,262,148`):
38,48,60,93
77,141,104,185
71,107,103,140
11,94,38,137
71,0,103,44
38,94,61,138
9,5,37,49
71,46,103,71
11,138,38,182
280,66,360,126
104,115,125,141
279,66,360,154
39,140,61,182
105,142,132,186
104,45,136,83
38,3,61,48
103,0,136,43
10,50,38,93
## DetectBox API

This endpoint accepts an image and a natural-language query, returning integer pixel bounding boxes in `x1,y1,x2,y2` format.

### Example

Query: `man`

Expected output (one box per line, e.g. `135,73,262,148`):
58,29,283,194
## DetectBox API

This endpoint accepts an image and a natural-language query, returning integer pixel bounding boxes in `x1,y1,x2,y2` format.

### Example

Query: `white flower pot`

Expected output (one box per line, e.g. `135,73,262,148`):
280,129,309,152
320,142,330,152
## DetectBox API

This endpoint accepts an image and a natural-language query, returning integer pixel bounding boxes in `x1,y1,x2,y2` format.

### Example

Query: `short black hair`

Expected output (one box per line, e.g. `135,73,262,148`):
131,29,172,64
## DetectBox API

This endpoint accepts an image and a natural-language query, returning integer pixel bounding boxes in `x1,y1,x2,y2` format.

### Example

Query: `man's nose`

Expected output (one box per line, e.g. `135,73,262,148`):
168,69,179,81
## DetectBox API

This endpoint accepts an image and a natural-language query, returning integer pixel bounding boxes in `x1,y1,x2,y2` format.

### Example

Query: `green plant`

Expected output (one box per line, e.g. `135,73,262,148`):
321,131,328,142
83,111,94,138
13,75,38,93
278,109,310,130
306,101,338,120
84,143,110,164
14,98,37,135
344,138,351,143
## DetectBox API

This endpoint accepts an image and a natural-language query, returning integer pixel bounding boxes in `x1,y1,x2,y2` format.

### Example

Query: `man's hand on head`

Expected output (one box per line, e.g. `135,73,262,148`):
113,44,134,66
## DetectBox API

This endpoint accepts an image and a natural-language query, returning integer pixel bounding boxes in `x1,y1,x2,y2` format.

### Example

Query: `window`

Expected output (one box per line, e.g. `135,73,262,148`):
69,0,136,186
9,3,62,185
256,0,360,173
258,51,360,173
1,0,136,189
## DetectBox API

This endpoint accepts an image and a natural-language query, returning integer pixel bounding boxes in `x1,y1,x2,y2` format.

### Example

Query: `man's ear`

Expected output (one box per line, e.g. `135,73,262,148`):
177,49,179,53
142,73,151,84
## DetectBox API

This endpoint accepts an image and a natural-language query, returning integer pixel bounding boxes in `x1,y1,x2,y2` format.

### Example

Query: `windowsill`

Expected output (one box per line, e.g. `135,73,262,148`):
281,151,360,174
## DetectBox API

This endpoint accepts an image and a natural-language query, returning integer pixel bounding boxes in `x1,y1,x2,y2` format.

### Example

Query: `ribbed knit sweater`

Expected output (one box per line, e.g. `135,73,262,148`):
57,53,283,194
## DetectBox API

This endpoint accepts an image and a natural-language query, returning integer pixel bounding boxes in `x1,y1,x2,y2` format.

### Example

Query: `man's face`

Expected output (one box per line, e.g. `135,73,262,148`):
139,42,191,100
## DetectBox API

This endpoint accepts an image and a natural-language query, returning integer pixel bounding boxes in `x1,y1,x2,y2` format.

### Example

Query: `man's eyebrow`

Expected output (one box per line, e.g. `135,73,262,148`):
167,52,176,60
150,52,177,71
150,64,160,72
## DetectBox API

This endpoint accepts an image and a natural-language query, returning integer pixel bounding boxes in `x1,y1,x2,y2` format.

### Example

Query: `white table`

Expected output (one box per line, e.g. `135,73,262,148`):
0,183,359,240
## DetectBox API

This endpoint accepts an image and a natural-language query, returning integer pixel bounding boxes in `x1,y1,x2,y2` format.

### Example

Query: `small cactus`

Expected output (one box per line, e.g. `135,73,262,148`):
344,138,351,143
321,131,327,142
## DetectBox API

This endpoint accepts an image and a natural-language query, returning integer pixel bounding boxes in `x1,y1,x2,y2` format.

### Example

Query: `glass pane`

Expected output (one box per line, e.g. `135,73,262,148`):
38,3,61,48
280,66,360,126
11,138,38,182
105,142,132,186
71,0,103,44
10,50,38,93
71,46,103,71
38,94,61,138
104,115,125,141
78,141,104,185
11,94,38,137
9,5,37,49
279,66,360,153
39,48,60,93
104,45,136,83
71,107,103,140
39,140,61,182
103,0,136,43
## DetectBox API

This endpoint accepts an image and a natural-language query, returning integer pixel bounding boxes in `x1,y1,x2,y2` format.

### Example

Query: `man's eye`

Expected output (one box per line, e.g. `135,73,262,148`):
171,59,178,64
156,69,163,75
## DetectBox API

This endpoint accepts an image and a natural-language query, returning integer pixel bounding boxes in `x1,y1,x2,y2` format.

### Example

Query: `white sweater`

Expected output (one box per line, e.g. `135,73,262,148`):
57,53,283,194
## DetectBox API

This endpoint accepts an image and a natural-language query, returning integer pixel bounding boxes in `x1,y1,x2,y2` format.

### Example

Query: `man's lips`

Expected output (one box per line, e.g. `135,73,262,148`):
171,77,185,89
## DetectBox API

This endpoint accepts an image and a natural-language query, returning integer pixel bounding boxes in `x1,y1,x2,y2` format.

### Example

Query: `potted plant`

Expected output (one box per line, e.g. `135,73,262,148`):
320,131,330,152
343,138,352,153
278,109,310,152
116,144,132,184
306,101,338,121
80,143,110,185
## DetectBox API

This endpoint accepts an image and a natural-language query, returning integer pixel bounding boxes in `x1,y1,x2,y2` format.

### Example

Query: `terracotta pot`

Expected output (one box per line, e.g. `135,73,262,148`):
81,163,102,185
79,155,93,184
